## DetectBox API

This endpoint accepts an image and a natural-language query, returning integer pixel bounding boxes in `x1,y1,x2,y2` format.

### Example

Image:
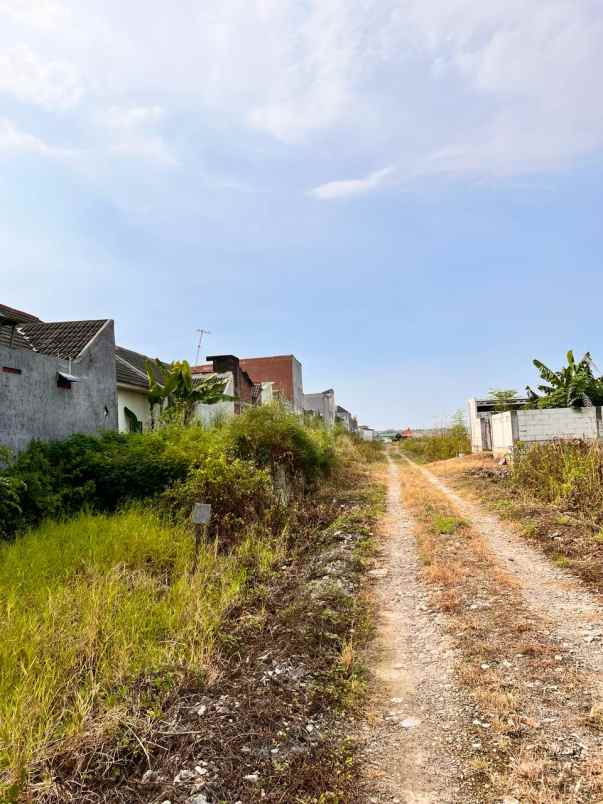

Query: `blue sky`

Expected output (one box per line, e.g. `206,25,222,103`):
2,0,603,429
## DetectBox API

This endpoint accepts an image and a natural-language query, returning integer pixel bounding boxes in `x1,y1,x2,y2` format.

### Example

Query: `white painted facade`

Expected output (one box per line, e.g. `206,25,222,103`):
117,385,156,433
358,427,375,441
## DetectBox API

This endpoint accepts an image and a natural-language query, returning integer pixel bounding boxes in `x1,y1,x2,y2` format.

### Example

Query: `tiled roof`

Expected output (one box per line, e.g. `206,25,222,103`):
0,303,42,351
0,303,40,323
115,345,167,390
17,320,109,359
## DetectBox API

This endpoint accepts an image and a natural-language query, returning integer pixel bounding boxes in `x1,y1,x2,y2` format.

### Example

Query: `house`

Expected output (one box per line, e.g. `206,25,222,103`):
192,354,261,424
358,426,375,441
115,345,166,433
468,397,528,453
336,405,353,431
0,302,118,452
304,389,336,428
237,355,304,413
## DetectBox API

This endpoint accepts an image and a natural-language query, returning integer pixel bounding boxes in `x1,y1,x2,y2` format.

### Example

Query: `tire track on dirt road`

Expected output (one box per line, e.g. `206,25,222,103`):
361,458,476,804
414,459,603,684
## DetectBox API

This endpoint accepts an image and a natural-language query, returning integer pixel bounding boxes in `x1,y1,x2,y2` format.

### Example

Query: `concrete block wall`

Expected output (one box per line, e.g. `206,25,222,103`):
491,407,601,455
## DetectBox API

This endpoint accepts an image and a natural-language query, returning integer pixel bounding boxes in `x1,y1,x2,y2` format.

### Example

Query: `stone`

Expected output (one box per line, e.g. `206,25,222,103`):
174,769,196,784
400,718,421,729
188,796,210,804
244,773,259,782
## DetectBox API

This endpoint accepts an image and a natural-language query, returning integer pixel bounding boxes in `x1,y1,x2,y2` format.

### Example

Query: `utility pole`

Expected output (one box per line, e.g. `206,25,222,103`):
194,329,211,365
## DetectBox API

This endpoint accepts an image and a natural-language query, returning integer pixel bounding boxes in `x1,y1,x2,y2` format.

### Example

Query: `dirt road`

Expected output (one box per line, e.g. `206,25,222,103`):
362,455,603,803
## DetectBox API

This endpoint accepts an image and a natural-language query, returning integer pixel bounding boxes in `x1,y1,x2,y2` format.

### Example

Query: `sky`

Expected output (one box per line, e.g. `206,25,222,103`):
2,0,603,430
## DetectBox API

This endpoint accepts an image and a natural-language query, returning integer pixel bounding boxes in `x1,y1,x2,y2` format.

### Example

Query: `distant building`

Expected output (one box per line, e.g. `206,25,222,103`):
336,405,353,431
0,302,118,452
358,426,375,441
192,354,261,424
237,355,304,413
304,389,336,428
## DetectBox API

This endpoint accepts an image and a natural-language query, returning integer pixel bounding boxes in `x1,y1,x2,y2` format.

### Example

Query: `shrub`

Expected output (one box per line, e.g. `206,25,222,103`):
161,453,282,548
225,404,337,487
0,432,190,537
401,414,470,463
0,475,25,539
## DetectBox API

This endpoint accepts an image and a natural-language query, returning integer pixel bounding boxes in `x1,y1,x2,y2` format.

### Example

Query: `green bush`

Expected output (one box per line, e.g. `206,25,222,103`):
225,404,337,486
0,405,342,540
161,452,282,548
401,415,470,463
0,432,189,537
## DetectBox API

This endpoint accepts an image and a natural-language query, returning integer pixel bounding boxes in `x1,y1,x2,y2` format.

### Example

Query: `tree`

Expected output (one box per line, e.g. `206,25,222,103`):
145,359,234,426
489,388,519,412
526,351,603,409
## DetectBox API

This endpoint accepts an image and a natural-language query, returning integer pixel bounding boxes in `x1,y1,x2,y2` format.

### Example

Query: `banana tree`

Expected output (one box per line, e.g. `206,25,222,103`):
145,359,235,426
526,351,603,408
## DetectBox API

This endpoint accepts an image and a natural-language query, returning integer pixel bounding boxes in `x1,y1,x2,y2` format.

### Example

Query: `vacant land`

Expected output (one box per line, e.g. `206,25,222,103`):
0,410,385,803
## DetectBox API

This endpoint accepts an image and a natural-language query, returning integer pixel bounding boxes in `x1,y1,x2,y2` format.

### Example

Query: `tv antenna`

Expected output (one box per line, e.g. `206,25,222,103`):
194,329,211,365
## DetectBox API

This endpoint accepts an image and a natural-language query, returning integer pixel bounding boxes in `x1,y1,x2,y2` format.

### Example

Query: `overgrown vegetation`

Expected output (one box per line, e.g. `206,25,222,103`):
399,411,470,463
0,405,340,540
511,440,603,525
526,350,603,408
0,406,384,801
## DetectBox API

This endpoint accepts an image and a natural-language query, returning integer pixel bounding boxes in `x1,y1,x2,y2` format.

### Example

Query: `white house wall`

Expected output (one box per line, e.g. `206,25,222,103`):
117,386,155,432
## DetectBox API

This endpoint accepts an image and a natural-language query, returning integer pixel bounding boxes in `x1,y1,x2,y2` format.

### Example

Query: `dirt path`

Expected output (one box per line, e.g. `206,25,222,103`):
361,458,475,803
362,454,603,803
415,460,603,684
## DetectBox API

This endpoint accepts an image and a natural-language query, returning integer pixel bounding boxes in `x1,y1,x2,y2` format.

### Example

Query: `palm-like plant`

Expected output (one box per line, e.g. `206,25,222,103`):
526,351,603,409
145,359,234,425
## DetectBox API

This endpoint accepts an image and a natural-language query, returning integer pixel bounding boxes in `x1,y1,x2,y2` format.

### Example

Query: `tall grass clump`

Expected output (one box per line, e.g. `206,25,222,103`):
0,507,280,793
401,413,470,463
512,440,603,522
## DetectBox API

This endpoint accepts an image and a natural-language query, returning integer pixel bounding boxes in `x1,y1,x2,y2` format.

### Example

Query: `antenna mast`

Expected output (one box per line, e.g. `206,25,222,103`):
194,328,211,365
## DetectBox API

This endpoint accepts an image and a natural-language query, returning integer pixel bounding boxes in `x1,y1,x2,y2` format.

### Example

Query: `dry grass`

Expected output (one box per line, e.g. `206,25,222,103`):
398,459,603,802
431,453,603,596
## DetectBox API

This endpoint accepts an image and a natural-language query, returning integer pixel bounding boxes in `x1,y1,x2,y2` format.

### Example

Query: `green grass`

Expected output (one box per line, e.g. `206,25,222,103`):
432,514,463,535
0,507,279,792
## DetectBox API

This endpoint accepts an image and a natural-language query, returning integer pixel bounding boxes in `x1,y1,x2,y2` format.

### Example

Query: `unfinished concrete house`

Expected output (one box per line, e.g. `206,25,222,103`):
304,389,336,428
0,303,118,452
468,397,528,452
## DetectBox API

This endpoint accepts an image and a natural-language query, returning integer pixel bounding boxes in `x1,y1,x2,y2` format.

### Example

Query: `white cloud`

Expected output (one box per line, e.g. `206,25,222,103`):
0,45,82,108
95,105,177,166
310,166,394,200
0,0,70,30
98,105,166,130
0,117,69,157
1,0,602,186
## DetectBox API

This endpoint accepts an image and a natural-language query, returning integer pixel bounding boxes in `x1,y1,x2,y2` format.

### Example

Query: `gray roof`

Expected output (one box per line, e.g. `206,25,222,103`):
18,320,109,359
0,303,42,350
115,345,167,390
0,302,109,359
